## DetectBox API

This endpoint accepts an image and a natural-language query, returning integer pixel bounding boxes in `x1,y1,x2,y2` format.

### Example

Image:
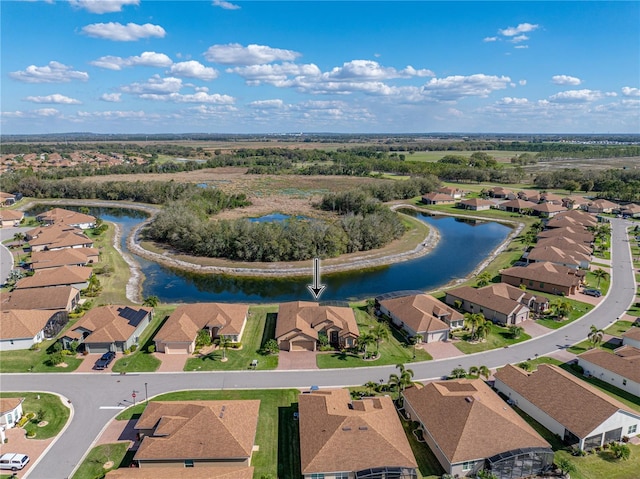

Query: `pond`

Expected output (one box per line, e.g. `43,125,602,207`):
247,213,308,223
26,206,511,303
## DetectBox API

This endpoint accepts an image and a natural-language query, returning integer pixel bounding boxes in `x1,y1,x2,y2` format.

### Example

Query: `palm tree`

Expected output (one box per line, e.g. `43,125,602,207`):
468,366,479,376
477,365,491,380
388,363,414,401
550,299,573,320
363,381,378,396
588,325,604,349
464,313,485,341
358,332,376,358
556,457,576,477
476,271,492,287
591,268,609,289
509,325,524,339
13,232,25,246
450,367,467,379
411,334,423,359
371,322,390,353
475,321,491,341
142,295,159,308
217,336,231,360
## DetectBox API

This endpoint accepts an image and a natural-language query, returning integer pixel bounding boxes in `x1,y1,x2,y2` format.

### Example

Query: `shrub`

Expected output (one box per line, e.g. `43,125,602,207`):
24,423,36,438
17,415,30,428
147,345,155,353
47,351,64,366
130,344,137,353
123,348,131,355
230,342,242,349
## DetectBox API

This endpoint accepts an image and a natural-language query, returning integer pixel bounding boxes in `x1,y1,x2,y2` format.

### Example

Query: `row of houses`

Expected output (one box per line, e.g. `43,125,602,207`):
0,151,147,175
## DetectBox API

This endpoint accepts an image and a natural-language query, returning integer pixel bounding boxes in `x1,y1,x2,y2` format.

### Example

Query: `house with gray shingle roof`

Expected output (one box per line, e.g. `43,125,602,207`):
494,364,640,450
404,379,553,478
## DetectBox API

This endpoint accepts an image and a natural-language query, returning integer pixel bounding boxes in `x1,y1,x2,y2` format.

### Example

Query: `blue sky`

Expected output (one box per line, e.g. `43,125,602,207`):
2,0,639,134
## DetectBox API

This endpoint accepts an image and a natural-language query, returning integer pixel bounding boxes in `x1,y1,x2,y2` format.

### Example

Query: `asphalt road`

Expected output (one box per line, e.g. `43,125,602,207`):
0,227,31,285
0,219,637,479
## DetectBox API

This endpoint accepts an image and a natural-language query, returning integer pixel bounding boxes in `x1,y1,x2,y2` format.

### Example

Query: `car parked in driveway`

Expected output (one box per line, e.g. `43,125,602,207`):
94,351,116,370
583,288,602,297
0,453,29,471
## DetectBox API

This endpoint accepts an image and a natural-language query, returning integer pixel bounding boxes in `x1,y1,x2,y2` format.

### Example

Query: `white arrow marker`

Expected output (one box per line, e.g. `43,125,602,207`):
307,257,326,301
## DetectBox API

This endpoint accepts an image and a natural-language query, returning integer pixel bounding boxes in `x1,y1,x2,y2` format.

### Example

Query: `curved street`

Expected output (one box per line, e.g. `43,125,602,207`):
0,218,637,479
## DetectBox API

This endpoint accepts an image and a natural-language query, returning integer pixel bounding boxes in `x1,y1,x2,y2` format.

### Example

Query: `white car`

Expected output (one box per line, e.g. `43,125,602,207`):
0,453,30,471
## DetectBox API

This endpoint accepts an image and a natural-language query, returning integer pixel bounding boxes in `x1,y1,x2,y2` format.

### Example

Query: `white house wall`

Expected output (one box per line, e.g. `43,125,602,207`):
623,337,640,349
0,333,42,351
577,358,640,397
584,410,640,445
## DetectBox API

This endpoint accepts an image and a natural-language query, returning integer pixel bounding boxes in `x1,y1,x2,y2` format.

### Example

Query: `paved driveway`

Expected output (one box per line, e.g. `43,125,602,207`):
153,352,188,372
277,351,318,370
0,427,54,478
422,340,464,360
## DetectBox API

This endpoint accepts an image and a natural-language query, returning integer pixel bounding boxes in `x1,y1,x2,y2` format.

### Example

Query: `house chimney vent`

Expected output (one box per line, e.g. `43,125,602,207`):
465,396,473,403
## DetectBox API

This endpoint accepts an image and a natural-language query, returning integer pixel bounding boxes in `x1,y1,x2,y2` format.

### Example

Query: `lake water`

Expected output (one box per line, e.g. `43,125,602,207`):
27,206,511,303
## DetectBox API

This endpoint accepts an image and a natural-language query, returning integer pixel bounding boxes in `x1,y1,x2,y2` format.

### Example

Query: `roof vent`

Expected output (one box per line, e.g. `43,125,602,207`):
359,426,368,431
342,426,352,431
465,396,473,403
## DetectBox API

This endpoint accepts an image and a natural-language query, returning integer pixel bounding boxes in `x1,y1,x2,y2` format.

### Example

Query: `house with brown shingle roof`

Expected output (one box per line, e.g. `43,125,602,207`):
1,286,80,312
0,398,24,430
578,346,640,398
132,400,259,468
621,203,640,218
494,364,640,450
421,192,457,205
0,309,63,351
299,388,417,479
30,248,99,270
488,187,515,199
0,208,24,228
545,213,596,231
530,202,566,218
500,261,584,296
562,195,591,210
154,303,249,354
0,192,16,206
535,236,592,256
437,186,465,199
105,466,254,479
60,305,152,354
14,265,92,291
404,379,553,478
498,199,538,214
458,198,495,211
36,207,95,229
583,198,619,214
26,223,94,252
525,245,590,270
537,226,594,245
376,292,462,342
275,301,359,351
444,283,548,326
622,327,640,349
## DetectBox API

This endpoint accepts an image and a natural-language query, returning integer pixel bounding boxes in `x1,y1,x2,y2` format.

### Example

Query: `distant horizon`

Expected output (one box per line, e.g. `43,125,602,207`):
2,1,639,134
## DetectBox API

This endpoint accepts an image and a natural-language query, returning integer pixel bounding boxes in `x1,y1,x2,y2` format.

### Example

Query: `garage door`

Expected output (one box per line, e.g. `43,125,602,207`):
165,343,191,354
426,332,447,343
291,340,315,351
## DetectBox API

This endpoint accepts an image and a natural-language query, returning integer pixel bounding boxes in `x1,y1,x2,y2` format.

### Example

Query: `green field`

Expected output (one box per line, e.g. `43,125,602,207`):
71,443,130,479
0,392,70,439
404,150,523,163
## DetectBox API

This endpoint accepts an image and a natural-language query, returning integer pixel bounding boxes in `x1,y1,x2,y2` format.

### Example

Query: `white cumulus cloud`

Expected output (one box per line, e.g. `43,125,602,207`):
483,37,498,42
121,76,183,95
69,0,139,13
100,93,122,102
499,23,539,37
90,51,173,70
204,43,301,65
249,99,285,108
324,60,434,81
9,61,89,83
24,94,81,104
139,92,235,104
81,22,166,41
622,86,640,97
552,75,582,86
549,89,602,103
169,61,218,81
212,0,240,10
422,74,512,100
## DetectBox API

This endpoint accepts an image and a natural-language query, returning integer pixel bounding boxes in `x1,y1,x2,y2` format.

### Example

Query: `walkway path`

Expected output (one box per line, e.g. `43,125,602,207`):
1,219,636,479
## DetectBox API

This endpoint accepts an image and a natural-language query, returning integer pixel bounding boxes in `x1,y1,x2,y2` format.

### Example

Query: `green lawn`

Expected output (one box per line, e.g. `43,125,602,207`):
604,320,636,337
401,418,443,479
0,392,70,439
115,389,300,478
554,445,640,479
184,305,279,371
316,309,431,369
71,443,130,479
535,298,594,330
0,338,83,373
584,269,611,294
452,325,531,354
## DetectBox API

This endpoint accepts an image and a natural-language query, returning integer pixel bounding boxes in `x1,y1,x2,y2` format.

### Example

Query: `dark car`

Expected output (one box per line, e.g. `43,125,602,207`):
583,288,602,297
94,351,116,370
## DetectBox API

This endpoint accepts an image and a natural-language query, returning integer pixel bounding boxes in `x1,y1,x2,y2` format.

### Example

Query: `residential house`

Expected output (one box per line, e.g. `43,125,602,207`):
500,261,584,296
376,292,463,342
546,211,597,230
517,190,541,202
154,302,249,354
437,186,465,199
537,227,594,246
494,364,640,450
444,283,549,326
0,309,65,351
275,301,359,351
622,327,640,349
403,379,553,478
578,346,640,398
621,203,640,218
421,192,457,205
1,286,80,312
30,248,99,270
530,202,566,218
299,388,418,479
583,199,619,214
0,398,24,430
36,207,96,229
524,245,590,270
0,192,16,206
105,467,254,479
535,237,592,257
132,400,259,468
26,223,94,252
488,187,515,199
458,198,494,211
14,265,92,291
0,209,24,228
498,199,538,214
562,195,590,210
539,192,564,205
60,305,152,353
